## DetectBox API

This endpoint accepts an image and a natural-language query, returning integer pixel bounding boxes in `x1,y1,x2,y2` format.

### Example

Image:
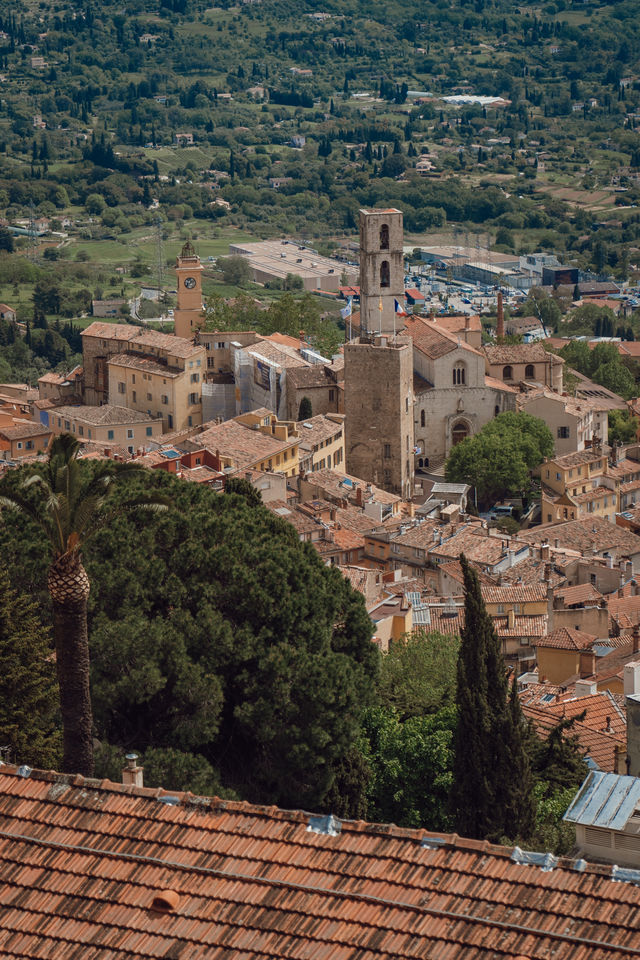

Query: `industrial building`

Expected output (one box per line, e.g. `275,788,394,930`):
228,240,358,292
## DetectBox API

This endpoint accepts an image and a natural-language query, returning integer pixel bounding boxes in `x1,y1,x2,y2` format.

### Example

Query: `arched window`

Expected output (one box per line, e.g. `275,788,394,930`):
452,420,470,445
380,223,389,250
420,409,425,428
380,260,390,287
503,365,513,380
525,364,535,379
453,362,466,385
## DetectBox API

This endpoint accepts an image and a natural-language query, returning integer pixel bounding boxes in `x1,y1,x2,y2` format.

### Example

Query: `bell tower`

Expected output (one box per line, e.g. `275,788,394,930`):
174,240,204,339
359,208,404,336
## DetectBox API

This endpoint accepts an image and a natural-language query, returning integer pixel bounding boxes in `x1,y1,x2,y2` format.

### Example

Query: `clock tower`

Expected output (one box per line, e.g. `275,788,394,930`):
174,240,204,339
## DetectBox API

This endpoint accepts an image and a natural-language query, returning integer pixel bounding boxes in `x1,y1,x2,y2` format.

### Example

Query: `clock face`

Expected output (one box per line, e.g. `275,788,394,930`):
184,277,196,289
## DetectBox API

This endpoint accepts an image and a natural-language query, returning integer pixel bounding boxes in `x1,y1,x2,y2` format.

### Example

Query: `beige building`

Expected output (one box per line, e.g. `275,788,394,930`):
298,413,345,473
47,405,163,453
227,239,357,293
519,389,609,456
539,444,640,525
81,323,205,433
184,408,300,477
483,342,564,391
0,416,51,459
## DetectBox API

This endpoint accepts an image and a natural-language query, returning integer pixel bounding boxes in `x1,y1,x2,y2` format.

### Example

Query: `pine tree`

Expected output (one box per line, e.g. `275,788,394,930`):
452,555,535,841
0,566,61,769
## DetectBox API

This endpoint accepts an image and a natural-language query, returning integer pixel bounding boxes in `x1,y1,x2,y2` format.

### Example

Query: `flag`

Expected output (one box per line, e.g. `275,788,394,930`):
394,298,407,316
340,298,352,320
378,297,383,312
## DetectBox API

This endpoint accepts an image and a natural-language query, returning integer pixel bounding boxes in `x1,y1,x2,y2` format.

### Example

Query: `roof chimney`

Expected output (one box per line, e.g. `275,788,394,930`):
575,678,597,697
624,661,640,697
496,290,504,340
508,608,516,629
122,752,143,788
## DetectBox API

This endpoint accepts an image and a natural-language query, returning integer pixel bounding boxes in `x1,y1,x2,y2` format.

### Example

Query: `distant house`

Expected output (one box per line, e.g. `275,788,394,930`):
291,135,306,149
175,132,194,146
91,299,126,318
139,33,159,44
269,177,293,189
0,304,16,323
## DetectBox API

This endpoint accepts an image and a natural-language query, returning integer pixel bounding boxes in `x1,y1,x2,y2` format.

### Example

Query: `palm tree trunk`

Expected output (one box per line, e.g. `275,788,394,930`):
48,555,94,776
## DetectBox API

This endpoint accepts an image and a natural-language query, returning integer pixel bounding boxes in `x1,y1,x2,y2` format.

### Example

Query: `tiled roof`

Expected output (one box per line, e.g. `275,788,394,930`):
298,414,344,448
308,468,401,505
520,516,640,556
429,528,527,568
554,583,604,607
522,703,624,772
0,420,51,439
493,614,548,638
108,352,182,378
482,582,548,603
535,626,596,650
483,342,565,364
81,321,140,341
547,449,605,469
286,365,337,388
131,329,203,359
52,404,157,425
1,764,638,960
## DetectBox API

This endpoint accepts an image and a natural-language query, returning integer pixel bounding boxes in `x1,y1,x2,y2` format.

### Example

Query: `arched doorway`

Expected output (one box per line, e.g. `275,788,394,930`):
452,420,470,446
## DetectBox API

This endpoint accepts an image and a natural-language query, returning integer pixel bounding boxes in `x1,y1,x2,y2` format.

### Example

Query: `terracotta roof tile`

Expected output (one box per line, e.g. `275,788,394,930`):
0,766,638,958
535,627,596,650
554,583,604,606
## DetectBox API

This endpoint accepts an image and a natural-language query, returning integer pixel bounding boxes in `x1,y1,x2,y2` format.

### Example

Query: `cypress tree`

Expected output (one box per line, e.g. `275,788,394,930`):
452,554,494,839
0,566,61,769
453,554,535,841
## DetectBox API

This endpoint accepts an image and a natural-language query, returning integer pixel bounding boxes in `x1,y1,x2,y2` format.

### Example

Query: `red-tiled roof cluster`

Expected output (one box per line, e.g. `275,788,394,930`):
535,626,596,650
1,765,639,959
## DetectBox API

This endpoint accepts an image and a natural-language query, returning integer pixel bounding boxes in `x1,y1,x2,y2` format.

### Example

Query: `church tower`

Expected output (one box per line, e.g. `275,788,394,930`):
174,241,204,339
344,208,414,499
359,208,404,336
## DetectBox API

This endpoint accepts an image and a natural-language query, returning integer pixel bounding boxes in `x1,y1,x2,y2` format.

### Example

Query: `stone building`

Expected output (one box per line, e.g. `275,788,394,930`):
358,208,404,337
407,317,516,468
345,334,414,498
483,342,564,391
344,208,415,499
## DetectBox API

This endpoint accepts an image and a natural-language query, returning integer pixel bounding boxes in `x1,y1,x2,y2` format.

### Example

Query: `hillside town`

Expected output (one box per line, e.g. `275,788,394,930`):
4,210,640,954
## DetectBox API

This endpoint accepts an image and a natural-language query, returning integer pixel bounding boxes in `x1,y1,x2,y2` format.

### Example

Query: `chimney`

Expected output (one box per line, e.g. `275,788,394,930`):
496,290,504,340
554,538,559,549
604,715,613,734
575,678,597,697
356,486,363,507
624,661,640,696
540,543,550,562
122,752,143,788
508,608,516,629
579,650,596,678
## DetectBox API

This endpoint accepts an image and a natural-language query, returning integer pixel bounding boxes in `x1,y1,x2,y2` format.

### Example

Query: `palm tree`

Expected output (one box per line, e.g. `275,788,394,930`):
0,434,166,776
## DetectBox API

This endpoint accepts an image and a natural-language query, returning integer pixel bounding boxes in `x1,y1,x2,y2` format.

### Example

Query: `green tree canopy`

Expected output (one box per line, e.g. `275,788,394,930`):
378,629,459,719
445,411,553,506
0,468,378,810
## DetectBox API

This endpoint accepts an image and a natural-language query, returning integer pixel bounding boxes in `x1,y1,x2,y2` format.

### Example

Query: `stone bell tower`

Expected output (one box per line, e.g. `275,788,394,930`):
359,208,404,336
174,240,204,339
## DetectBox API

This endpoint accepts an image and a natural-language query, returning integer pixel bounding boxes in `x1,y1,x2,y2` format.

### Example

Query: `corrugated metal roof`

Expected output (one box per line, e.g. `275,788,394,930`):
564,771,640,829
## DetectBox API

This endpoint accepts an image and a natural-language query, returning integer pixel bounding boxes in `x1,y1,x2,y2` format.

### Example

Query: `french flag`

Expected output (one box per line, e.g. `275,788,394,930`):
394,298,407,316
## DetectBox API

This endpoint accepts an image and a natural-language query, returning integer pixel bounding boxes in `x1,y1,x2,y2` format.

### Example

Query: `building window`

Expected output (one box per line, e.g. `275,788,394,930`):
128,446,134,454
147,393,152,401
380,260,390,288
107,430,114,440
502,365,513,380
146,427,152,437
217,342,225,349
168,415,173,429
379,223,389,250
329,389,335,402
453,362,466,385
190,374,199,383
132,374,136,384
64,420,70,430
188,392,198,405
16,442,22,449
88,430,92,439
132,391,136,402
78,426,84,436
188,416,193,427
118,382,126,394
421,410,425,428
452,420,470,445
558,426,570,439
161,395,168,405
384,443,391,458
127,429,134,439
525,364,535,379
